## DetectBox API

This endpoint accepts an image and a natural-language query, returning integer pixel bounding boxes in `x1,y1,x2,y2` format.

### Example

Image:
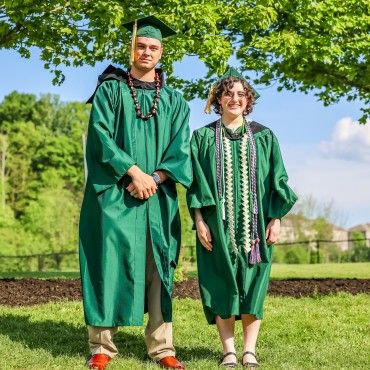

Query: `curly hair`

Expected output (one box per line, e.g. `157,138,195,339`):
211,76,256,116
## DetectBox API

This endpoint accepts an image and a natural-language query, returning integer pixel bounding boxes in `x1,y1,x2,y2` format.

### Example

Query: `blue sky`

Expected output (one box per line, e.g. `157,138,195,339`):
1,49,369,227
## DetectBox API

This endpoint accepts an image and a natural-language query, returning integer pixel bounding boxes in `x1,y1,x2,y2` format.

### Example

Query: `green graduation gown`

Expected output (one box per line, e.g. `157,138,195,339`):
79,69,192,326
187,121,297,324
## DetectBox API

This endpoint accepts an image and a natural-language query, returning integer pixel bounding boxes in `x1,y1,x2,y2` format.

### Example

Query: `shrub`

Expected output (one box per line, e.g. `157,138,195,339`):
272,247,285,263
284,245,309,264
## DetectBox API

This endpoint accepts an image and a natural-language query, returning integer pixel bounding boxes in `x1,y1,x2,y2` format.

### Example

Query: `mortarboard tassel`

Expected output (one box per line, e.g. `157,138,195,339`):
204,84,216,113
130,20,137,65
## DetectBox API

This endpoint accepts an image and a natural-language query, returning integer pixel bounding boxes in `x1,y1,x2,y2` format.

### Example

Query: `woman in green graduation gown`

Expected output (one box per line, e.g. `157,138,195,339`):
187,68,297,368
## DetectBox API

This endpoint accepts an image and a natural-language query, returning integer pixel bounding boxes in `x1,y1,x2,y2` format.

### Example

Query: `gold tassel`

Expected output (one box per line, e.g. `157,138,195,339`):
204,84,215,113
130,20,137,65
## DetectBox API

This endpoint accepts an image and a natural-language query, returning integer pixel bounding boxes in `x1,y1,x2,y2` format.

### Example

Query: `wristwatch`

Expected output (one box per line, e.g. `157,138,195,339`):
152,172,161,186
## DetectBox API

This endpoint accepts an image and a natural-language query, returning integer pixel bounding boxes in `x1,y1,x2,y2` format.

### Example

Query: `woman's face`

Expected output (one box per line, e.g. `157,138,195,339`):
218,81,247,119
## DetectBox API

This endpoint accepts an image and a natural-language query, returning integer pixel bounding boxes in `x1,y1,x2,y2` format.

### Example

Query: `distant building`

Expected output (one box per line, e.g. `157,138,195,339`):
280,216,317,243
280,218,370,251
332,225,349,251
279,217,298,243
348,223,370,247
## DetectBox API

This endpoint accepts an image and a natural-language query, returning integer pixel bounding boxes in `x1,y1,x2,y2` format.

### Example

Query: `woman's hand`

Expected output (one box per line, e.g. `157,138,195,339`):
196,219,213,251
194,209,213,251
265,218,281,245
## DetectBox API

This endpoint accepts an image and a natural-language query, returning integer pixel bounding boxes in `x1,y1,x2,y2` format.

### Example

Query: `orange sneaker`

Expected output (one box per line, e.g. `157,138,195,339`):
158,356,185,369
87,354,112,370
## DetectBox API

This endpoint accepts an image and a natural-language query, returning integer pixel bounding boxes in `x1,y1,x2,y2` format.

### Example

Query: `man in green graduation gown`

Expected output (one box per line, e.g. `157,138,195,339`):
79,15,192,370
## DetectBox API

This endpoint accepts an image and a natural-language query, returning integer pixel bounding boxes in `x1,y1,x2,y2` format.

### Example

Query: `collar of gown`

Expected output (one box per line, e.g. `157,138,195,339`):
130,74,161,90
86,64,165,103
223,123,245,141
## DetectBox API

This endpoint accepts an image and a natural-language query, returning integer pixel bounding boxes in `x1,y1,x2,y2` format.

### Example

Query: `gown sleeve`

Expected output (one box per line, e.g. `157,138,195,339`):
267,133,298,219
186,131,216,210
156,93,193,188
86,80,136,194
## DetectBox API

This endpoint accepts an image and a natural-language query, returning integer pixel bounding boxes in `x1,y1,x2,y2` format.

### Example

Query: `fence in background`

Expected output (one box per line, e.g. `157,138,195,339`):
0,251,77,272
0,238,369,272
182,238,370,265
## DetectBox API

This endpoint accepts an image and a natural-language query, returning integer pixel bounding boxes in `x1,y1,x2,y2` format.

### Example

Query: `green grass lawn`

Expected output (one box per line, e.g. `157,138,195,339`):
0,294,369,369
1,262,369,281
0,271,80,279
184,262,370,280
270,262,370,279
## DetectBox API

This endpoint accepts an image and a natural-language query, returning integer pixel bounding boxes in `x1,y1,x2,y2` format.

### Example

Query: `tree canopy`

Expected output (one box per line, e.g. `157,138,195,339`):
0,91,88,269
0,92,89,214
0,91,366,268
1,0,369,121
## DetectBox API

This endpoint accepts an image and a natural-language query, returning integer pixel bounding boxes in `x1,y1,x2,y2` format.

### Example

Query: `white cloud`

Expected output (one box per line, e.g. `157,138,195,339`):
282,143,370,227
320,117,370,162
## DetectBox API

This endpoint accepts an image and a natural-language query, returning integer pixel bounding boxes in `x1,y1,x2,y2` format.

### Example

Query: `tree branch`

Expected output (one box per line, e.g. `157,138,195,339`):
0,24,25,46
312,64,370,93
49,2,70,14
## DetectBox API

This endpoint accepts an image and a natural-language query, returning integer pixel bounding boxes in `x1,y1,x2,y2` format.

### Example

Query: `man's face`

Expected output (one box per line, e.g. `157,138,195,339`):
133,36,163,72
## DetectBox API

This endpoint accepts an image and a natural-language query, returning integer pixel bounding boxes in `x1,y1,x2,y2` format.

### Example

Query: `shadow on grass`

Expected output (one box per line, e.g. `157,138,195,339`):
176,345,219,362
0,314,218,362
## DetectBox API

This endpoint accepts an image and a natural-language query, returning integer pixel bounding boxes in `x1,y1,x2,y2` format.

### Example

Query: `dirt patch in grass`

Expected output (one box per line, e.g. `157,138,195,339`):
175,278,370,300
0,278,81,306
0,278,369,306
268,278,370,298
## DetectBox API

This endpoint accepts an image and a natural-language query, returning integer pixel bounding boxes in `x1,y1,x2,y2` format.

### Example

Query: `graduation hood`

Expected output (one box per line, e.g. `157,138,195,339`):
86,64,165,104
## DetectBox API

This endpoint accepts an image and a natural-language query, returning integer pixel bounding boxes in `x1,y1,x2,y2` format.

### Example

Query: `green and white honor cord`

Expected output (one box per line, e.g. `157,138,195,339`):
223,131,251,255
240,134,251,254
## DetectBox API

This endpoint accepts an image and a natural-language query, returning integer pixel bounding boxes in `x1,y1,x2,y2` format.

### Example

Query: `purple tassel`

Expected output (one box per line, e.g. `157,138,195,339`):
249,238,261,264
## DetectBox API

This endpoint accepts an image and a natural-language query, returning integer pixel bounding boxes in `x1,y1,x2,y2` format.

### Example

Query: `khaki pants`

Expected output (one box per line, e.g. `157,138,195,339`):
88,235,175,361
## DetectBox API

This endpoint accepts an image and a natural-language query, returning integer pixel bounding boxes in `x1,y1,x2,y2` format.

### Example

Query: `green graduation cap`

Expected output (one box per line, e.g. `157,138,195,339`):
220,66,245,81
123,15,177,41
205,67,260,113
123,15,177,64
220,67,260,100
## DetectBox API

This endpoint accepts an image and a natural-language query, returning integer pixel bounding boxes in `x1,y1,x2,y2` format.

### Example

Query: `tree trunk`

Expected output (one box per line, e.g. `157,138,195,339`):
0,134,8,211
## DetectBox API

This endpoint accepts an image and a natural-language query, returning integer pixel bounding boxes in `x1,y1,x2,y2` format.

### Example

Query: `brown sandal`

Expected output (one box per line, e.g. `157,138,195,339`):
220,352,237,368
242,351,259,368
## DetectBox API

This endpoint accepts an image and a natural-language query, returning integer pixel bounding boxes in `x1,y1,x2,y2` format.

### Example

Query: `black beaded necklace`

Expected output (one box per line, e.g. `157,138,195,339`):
127,72,161,120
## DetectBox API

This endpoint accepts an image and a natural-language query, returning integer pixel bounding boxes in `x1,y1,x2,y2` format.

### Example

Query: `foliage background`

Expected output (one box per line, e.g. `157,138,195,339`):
0,91,198,271
0,92,368,271
1,0,369,122
0,92,87,265
1,1,369,268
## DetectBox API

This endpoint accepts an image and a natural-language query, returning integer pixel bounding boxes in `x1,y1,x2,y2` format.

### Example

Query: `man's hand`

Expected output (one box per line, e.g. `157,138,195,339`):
266,218,281,245
194,209,213,251
126,165,157,200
